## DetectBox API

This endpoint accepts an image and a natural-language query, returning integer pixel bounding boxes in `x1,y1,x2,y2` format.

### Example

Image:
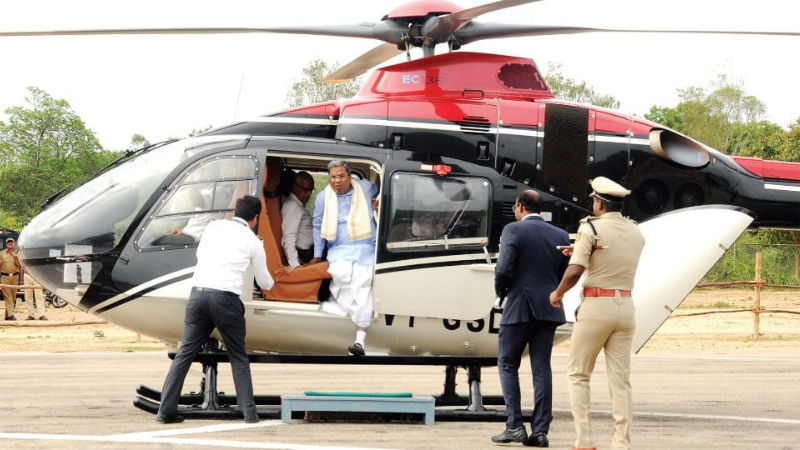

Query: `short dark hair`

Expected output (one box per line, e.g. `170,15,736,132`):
234,195,262,221
598,197,623,212
516,190,541,214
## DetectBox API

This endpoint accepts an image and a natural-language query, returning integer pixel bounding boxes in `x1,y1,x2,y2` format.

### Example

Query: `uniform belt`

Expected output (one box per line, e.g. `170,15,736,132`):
0,272,19,277
583,287,631,297
191,286,237,296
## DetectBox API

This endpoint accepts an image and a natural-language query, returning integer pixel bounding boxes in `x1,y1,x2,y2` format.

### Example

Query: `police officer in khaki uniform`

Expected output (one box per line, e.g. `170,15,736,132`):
549,177,645,450
1,238,21,320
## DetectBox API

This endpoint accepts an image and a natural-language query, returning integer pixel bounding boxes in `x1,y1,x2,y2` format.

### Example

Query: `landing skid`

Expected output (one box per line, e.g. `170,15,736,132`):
134,342,508,422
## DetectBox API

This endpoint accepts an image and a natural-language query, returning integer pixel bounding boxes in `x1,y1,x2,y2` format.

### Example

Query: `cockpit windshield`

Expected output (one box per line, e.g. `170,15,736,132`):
19,136,249,257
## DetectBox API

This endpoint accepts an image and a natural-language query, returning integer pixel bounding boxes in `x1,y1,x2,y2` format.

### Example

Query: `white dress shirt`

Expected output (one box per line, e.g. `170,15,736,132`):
280,193,314,267
192,217,274,296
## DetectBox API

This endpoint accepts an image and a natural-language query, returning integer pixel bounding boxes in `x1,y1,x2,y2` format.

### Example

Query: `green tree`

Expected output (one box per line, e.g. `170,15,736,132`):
0,87,119,227
285,60,362,108
729,121,784,160
644,75,767,155
188,125,213,137
129,134,150,151
776,118,800,162
544,63,620,109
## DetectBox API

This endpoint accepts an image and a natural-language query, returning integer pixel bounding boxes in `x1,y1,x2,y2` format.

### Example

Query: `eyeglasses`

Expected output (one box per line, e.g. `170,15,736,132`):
295,183,314,192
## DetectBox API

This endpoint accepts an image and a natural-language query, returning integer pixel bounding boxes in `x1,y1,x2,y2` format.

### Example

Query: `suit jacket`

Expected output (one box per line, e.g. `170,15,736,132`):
495,215,570,325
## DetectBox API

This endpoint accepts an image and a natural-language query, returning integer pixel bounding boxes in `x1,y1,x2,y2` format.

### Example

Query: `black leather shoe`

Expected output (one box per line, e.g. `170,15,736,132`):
244,415,259,423
524,432,549,447
5,315,17,321
491,426,528,443
156,414,185,424
347,343,365,356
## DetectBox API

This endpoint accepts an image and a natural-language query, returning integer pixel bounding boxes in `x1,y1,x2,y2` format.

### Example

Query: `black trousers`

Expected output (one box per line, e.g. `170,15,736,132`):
498,320,558,433
297,247,313,264
157,288,255,418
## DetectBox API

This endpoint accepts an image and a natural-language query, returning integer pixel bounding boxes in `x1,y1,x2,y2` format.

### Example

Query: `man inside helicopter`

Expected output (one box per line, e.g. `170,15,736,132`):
309,160,378,356
281,170,315,268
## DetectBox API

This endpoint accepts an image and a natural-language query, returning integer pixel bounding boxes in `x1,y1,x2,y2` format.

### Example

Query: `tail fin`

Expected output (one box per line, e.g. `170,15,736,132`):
561,205,754,352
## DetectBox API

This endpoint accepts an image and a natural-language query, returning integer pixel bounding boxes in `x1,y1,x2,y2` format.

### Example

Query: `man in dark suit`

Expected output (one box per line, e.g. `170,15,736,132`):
492,190,570,447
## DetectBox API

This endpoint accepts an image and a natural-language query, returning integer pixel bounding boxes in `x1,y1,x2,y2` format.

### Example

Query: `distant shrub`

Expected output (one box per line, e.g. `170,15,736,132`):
702,231,799,286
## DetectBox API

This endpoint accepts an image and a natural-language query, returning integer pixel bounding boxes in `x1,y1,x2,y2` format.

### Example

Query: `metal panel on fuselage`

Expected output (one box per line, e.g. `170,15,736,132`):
496,98,540,188
385,98,498,168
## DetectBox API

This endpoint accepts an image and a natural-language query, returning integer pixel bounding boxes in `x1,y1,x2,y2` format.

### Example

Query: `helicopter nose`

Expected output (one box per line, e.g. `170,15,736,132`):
15,138,201,309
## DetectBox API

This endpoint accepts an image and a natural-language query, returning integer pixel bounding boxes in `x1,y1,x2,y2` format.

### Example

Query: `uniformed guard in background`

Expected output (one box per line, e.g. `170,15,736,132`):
549,177,645,450
1,238,21,321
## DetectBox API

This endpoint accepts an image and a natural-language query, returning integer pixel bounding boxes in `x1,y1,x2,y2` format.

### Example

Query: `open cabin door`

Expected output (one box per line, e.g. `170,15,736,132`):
373,160,496,320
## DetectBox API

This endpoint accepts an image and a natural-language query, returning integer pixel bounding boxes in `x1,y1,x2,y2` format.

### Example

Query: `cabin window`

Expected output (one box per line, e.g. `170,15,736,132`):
137,156,258,250
386,173,490,251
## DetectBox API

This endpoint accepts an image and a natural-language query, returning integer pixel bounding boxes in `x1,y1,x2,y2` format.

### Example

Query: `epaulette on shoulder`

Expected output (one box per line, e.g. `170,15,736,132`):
622,214,639,225
579,215,598,236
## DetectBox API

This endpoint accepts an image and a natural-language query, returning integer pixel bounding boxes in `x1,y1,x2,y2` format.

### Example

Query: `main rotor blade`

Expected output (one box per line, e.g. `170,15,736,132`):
455,22,800,45
324,43,403,83
0,23,406,43
422,0,541,44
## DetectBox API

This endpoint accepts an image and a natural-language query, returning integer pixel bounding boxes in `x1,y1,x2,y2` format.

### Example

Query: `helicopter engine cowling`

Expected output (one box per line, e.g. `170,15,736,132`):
649,128,711,169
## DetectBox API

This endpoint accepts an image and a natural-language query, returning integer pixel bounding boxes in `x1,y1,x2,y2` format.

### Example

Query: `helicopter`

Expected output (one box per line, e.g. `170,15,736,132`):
7,0,800,418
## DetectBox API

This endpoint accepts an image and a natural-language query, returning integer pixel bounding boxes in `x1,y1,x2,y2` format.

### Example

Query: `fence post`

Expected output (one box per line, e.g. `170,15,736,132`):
753,251,762,339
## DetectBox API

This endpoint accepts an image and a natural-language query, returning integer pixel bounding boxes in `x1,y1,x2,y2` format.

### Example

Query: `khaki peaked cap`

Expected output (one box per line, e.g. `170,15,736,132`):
590,176,631,203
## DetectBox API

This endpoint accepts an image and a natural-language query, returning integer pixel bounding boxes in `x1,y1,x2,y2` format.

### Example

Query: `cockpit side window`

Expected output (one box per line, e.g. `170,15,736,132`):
136,156,258,250
386,173,490,251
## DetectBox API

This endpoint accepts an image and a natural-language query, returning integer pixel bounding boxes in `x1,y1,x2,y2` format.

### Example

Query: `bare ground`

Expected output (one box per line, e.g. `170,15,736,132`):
1,289,798,356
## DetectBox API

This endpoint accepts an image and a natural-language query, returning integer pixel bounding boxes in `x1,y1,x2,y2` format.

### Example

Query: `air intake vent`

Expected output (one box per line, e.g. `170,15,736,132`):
460,116,491,133
498,63,548,91
502,201,516,219
542,104,589,198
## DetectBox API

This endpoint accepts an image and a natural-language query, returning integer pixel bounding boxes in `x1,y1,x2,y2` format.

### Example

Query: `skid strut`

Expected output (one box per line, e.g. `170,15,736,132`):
134,347,507,421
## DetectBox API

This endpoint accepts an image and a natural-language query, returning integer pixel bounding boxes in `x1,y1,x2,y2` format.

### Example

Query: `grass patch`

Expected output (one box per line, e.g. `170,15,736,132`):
710,301,735,309
124,346,161,352
680,301,739,310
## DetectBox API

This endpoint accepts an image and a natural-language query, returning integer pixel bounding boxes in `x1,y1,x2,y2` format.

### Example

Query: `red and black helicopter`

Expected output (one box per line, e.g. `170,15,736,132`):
6,0,800,419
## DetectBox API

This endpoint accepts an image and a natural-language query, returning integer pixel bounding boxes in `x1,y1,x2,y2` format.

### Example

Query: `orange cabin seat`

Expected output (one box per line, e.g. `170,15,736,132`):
258,157,330,302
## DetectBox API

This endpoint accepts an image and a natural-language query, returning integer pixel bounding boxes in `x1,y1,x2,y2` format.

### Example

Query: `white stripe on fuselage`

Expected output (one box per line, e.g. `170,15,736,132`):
252,116,651,145
765,183,800,192
375,253,494,270
88,267,194,314
249,117,339,126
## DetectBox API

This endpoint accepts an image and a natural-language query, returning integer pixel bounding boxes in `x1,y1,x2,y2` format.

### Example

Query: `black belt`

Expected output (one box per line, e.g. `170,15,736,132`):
191,287,237,296
0,272,18,277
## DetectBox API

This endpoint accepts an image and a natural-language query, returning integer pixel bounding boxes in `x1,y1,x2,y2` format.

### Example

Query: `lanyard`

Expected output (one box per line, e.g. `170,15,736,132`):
231,217,249,228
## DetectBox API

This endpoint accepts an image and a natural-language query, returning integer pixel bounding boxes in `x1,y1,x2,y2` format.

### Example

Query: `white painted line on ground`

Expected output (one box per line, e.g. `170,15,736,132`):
0,432,394,450
631,410,800,425
631,354,799,362
550,353,799,362
553,408,800,425
108,420,283,438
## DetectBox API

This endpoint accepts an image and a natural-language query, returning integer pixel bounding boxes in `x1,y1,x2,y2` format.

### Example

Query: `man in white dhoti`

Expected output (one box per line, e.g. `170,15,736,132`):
310,160,378,356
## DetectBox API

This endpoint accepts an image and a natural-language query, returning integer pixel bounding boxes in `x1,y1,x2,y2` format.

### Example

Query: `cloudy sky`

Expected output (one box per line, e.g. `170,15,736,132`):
2,0,799,150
